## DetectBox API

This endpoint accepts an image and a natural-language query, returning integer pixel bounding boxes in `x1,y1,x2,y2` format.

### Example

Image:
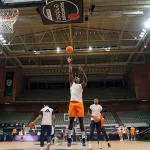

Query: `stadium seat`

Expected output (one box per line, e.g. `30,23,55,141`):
117,111,150,124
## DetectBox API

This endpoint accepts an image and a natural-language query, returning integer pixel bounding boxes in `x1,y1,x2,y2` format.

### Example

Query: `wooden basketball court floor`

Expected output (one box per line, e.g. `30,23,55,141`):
0,141,149,150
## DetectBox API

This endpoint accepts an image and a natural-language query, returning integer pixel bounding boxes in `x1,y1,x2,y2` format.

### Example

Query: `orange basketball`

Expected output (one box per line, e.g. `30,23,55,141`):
94,117,100,123
66,46,73,54
29,122,35,129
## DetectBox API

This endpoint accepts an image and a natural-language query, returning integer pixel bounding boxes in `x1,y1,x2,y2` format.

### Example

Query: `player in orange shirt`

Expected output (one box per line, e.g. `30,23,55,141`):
19,129,24,142
123,125,128,141
12,128,17,141
101,116,111,147
130,125,135,141
67,57,88,147
118,128,123,141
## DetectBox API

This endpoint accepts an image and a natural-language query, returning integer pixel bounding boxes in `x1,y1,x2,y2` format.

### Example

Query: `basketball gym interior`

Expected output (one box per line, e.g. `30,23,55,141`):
0,0,150,150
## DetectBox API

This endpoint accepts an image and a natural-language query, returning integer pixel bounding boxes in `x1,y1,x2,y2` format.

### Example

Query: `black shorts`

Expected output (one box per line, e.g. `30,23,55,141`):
41,125,52,136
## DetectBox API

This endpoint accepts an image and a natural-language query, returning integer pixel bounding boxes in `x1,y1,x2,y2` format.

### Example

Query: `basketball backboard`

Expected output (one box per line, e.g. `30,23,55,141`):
38,0,83,24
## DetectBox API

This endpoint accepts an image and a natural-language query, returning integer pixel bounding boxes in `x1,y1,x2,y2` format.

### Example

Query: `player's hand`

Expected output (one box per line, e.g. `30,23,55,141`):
67,57,72,64
78,65,84,72
52,123,55,127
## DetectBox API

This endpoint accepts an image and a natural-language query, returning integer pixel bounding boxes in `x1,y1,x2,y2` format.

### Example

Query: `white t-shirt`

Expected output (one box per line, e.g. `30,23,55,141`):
89,104,103,120
51,126,55,135
40,106,54,125
70,82,83,102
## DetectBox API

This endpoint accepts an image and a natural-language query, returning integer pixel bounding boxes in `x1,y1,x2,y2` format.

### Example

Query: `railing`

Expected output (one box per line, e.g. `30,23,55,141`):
13,97,136,104
139,127,150,134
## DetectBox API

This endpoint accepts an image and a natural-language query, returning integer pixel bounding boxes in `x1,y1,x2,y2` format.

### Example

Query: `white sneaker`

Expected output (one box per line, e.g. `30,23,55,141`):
89,143,92,150
40,147,44,150
98,144,102,149
46,143,50,150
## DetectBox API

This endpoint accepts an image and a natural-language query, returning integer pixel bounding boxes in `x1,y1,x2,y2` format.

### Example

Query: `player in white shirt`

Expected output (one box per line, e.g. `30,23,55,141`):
67,57,88,147
31,105,56,150
88,98,103,150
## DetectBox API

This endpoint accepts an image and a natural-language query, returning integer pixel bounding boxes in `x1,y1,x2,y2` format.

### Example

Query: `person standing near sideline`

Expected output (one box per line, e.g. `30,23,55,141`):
19,129,24,142
118,127,123,141
130,125,136,141
30,104,56,150
123,125,128,141
12,128,17,141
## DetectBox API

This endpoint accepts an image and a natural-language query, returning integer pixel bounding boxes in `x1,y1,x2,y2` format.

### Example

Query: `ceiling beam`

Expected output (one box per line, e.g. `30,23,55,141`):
13,26,138,40
0,50,150,58
4,39,138,47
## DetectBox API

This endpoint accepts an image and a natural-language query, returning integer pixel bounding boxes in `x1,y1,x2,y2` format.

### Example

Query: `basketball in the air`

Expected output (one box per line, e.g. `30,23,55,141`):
94,117,100,123
29,122,35,129
66,46,73,54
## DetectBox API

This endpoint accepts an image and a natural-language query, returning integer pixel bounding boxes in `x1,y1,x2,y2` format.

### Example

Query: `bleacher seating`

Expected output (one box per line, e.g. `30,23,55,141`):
117,111,150,124
0,113,34,125
36,112,116,125
16,88,135,102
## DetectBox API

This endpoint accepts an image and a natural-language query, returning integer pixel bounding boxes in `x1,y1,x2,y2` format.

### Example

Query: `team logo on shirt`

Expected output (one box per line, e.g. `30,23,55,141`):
45,109,50,112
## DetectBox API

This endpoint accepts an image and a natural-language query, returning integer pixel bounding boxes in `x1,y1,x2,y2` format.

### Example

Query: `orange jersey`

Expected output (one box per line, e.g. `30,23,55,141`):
101,118,105,127
119,131,123,137
130,127,135,135
123,127,128,133
12,129,17,134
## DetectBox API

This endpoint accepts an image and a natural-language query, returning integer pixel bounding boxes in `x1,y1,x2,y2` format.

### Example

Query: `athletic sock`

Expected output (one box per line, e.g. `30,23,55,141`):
81,131,85,139
68,130,72,139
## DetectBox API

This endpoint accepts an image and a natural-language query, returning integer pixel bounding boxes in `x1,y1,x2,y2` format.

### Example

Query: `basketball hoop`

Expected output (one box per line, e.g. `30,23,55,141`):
0,8,19,33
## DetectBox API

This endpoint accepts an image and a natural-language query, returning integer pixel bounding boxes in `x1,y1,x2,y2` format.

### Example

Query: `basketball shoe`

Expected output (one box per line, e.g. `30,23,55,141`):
67,138,72,147
81,138,86,146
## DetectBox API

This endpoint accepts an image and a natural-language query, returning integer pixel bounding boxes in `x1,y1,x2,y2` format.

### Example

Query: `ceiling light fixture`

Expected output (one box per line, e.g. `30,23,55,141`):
139,28,147,38
107,47,111,50
140,32,145,35
123,11,143,15
142,100,148,102
144,5,150,8
142,29,146,32
139,34,144,38
0,37,4,40
57,47,60,52
88,46,93,51
105,47,111,51
2,40,6,43
144,20,150,28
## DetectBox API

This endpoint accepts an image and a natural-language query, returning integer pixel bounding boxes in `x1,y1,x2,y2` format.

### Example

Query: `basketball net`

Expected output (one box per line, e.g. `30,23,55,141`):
0,8,19,33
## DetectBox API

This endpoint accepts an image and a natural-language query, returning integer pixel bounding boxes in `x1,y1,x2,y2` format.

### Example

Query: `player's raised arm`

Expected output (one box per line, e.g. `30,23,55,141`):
78,66,88,88
67,57,73,86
